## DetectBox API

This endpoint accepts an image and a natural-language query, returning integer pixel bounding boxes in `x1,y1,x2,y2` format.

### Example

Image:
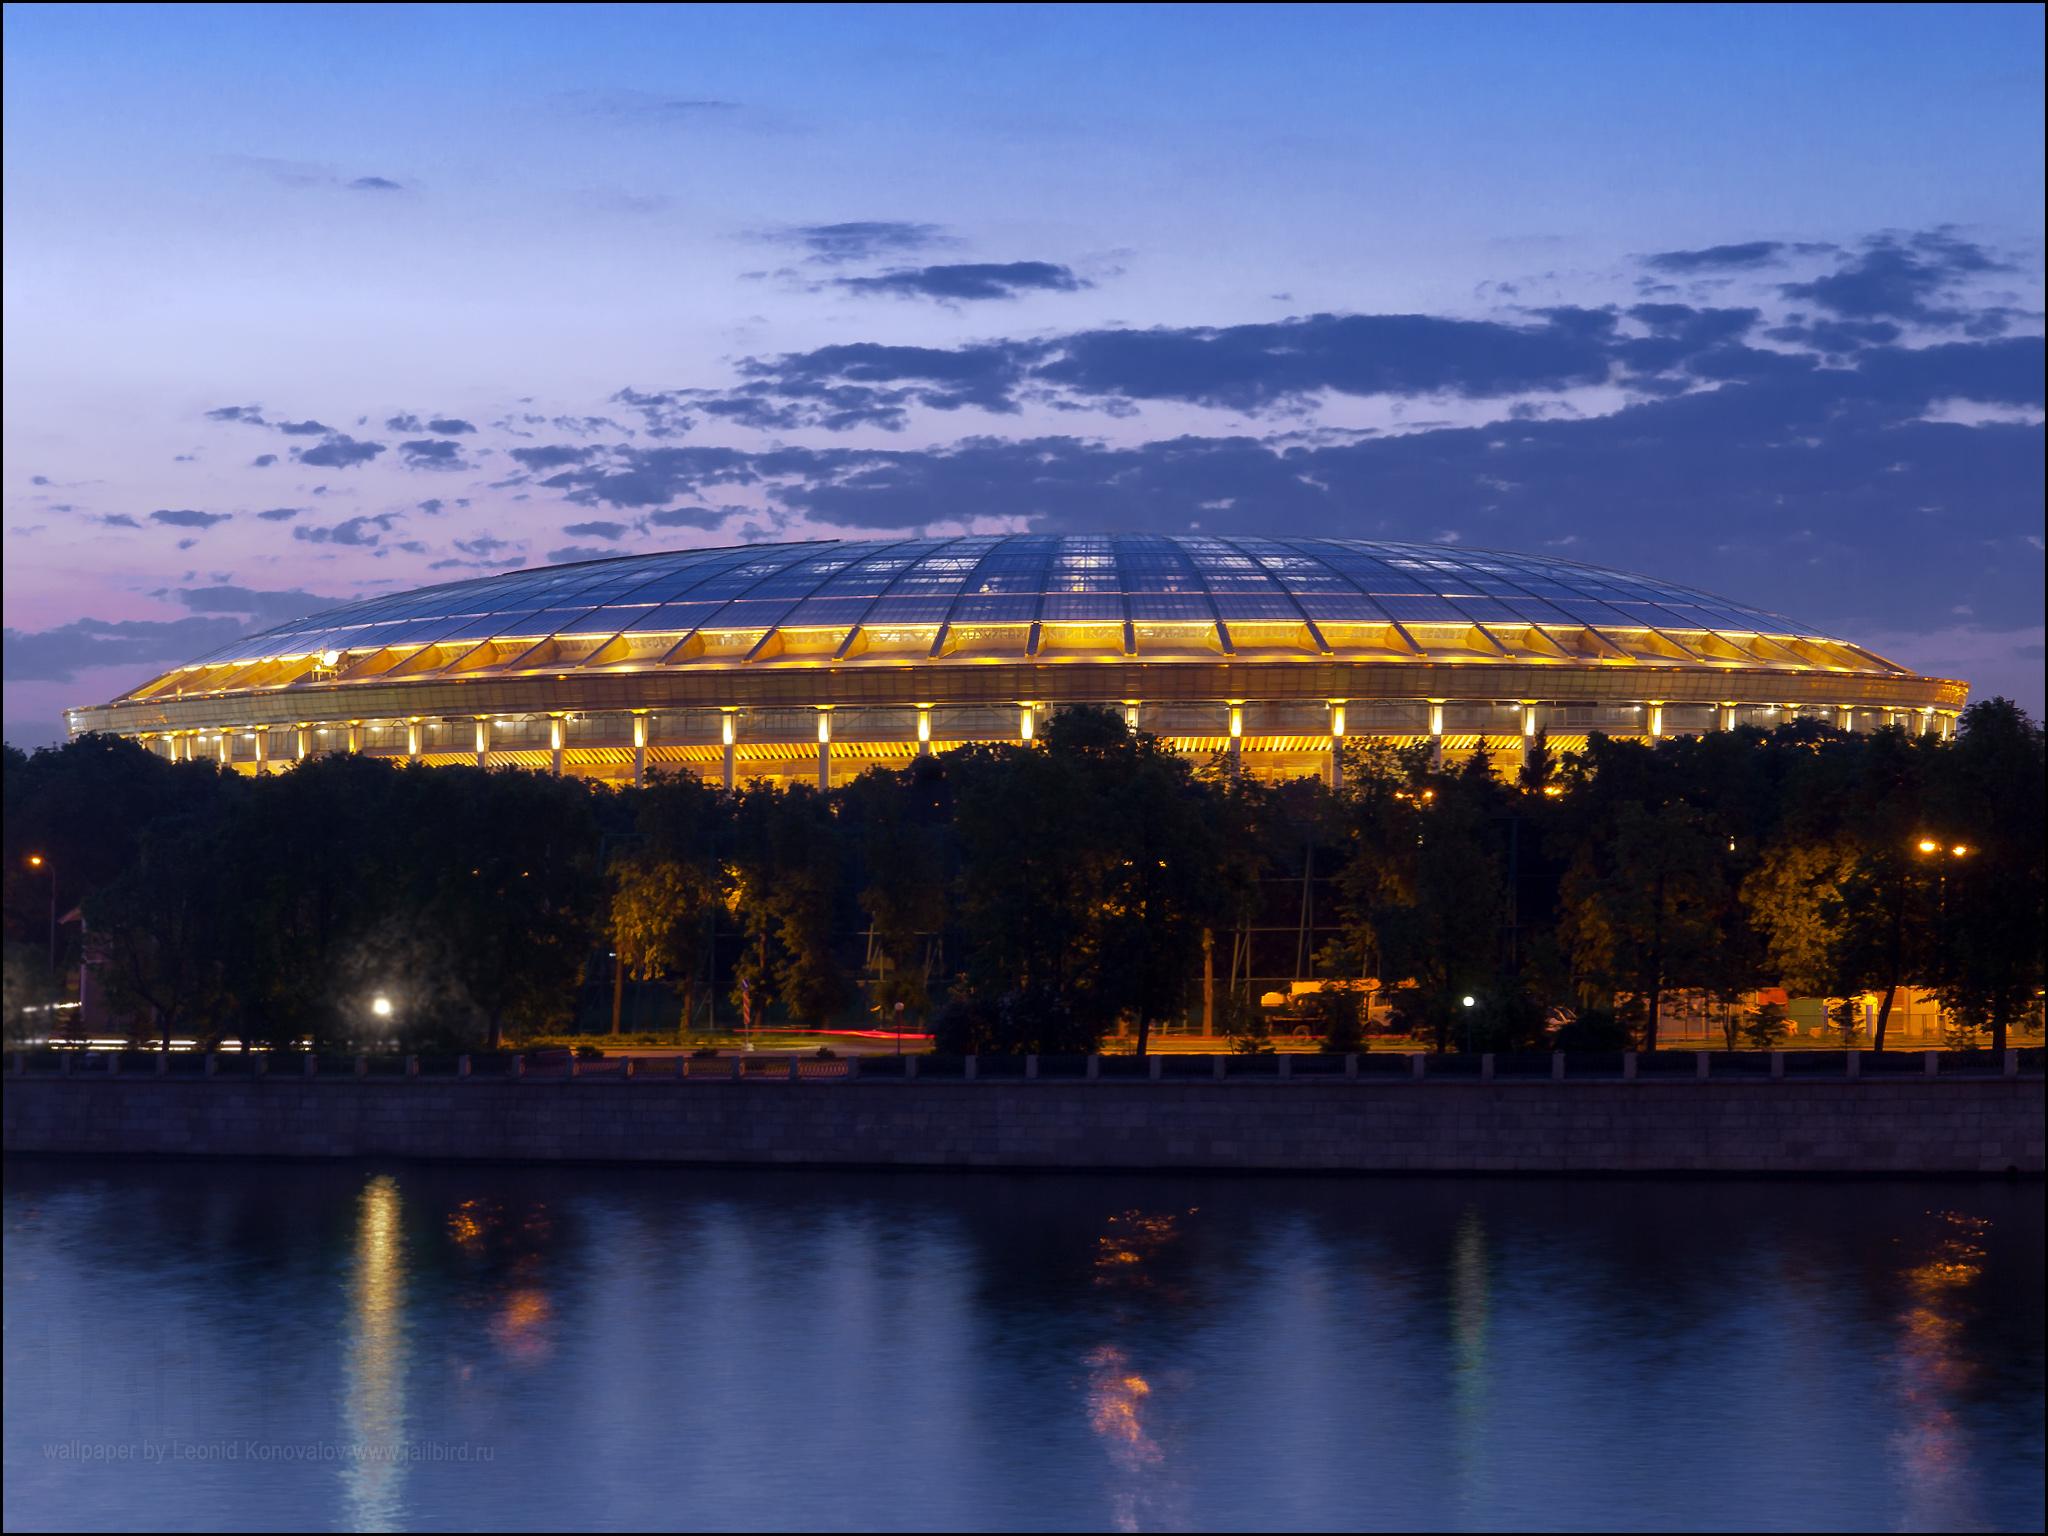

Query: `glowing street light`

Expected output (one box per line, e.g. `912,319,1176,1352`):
371,995,393,1019
1461,995,1476,1008
1917,838,1939,854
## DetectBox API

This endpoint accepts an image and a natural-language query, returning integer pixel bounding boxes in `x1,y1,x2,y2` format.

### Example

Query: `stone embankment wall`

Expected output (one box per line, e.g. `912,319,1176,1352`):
5,1070,2041,1174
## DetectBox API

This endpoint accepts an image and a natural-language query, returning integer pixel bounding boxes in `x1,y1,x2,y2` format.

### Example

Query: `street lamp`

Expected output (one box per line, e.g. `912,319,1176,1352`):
371,995,393,1019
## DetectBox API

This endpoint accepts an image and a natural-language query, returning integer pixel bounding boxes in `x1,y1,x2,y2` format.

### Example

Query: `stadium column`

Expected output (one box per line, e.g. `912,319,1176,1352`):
631,713,647,786
1428,700,1445,769
295,725,309,763
1520,701,1539,770
1228,703,1243,774
1649,702,1664,739
1326,701,1345,789
917,706,932,757
474,717,489,769
721,711,736,790
1020,704,1036,743
816,708,831,790
1718,702,1736,733
1837,704,1855,732
405,718,422,761
252,729,268,774
347,722,363,755
548,715,564,776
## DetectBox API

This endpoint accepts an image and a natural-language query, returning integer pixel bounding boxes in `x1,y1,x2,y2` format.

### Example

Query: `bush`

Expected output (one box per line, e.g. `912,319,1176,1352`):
813,1046,837,1060
691,1045,720,1059
573,1043,606,1060
1553,1007,1631,1051
1740,1001,1788,1050
1305,987,1365,1053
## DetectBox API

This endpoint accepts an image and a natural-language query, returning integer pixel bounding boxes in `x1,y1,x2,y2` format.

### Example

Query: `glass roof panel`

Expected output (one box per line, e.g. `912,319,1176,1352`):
152,534,1858,680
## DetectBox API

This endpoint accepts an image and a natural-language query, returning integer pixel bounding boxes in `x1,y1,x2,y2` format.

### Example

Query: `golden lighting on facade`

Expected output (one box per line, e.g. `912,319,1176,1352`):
1020,705,1035,741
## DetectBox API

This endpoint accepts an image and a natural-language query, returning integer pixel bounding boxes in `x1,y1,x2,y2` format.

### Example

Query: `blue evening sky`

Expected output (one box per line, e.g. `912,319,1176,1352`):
3,2,2042,741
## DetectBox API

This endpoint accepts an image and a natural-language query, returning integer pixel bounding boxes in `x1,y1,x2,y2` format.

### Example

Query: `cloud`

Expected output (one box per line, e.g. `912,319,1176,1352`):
397,438,471,469
251,454,277,467
562,89,744,123
1642,241,1803,273
149,508,231,529
561,520,631,540
384,413,423,432
172,584,344,625
3,585,349,683
834,260,1091,302
347,176,403,191
296,434,386,468
275,419,333,436
758,220,956,265
427,417,475,434
1780,230,2009,326
96,514,143,529
545,545,623,564
4,616,253,682
293,513,400,547
206,404,267,424
255,507,304,522
510,444,597,470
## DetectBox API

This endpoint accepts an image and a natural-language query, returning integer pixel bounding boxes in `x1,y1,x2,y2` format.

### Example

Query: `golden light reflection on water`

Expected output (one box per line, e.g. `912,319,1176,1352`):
446,1195,559,1365
342,1174,407,1534
1449,1206,1493,1524
1889,1210,1991,1530
1084,1208,1197,1531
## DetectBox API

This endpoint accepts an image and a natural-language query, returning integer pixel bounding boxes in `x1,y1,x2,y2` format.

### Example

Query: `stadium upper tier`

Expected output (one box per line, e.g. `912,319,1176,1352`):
70,534,1966,782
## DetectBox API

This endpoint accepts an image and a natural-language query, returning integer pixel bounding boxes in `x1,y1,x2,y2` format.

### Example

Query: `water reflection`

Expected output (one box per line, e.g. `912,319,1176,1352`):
2,1167,2040,1533
1449,1205,1492,1528
1086,1208,1198,1531
341,1174,407,1533
1890,1210,1994,1531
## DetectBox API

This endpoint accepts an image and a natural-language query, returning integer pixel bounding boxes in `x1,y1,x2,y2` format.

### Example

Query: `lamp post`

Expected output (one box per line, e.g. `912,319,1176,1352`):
26,854,56,979
1911,837,1971,1044
1461,993,1476,1054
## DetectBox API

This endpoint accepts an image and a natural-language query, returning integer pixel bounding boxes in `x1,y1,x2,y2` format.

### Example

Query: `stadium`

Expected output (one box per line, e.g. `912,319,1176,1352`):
67,534,1968,785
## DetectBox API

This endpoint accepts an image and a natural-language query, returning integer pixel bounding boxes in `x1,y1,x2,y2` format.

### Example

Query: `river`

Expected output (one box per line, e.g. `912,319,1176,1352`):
4,1161,2041,1532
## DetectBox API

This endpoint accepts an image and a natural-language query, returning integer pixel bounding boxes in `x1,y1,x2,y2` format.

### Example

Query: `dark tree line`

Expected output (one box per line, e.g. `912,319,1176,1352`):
4,699,2040,1054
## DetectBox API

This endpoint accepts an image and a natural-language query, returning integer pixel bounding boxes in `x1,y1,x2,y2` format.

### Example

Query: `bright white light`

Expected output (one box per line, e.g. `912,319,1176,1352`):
371,995,393,1018
1461,995,1475,1008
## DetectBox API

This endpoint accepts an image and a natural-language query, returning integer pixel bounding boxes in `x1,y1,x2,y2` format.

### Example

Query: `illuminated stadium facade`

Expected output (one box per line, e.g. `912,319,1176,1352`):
68,535,1968,785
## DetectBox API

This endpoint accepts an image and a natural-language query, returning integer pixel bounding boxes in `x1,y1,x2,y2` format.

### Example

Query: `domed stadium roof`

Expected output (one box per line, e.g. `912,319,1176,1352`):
173,534,1872,670
79,535,1962,753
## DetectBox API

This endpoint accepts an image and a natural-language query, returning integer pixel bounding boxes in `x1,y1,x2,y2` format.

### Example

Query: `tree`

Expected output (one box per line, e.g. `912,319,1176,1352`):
726,783,850,1031
841,760,950,1026
1741,1000,1789,1050
1923,699,2045,1054
609,851,718,1035
1559,791,1726,1052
